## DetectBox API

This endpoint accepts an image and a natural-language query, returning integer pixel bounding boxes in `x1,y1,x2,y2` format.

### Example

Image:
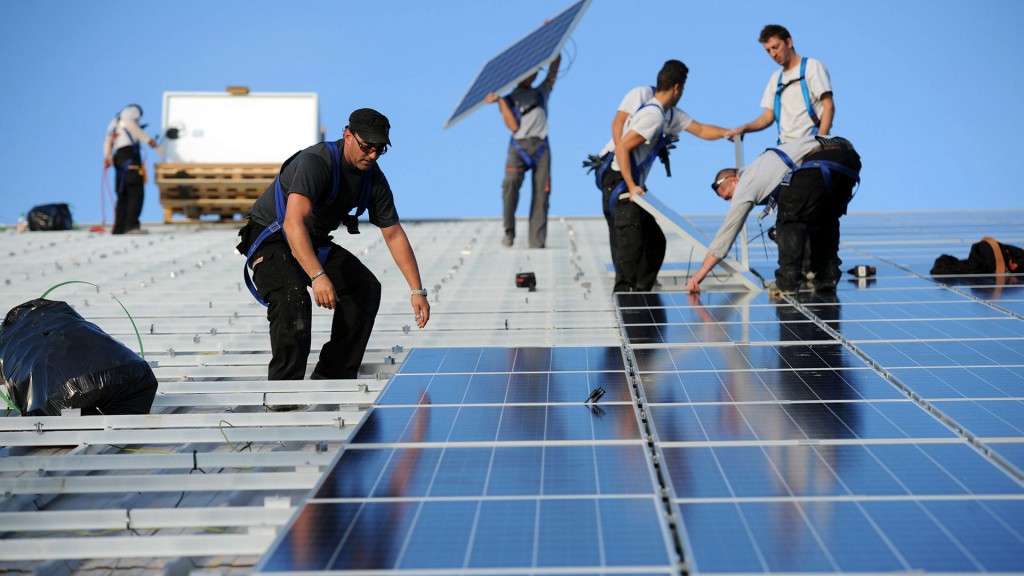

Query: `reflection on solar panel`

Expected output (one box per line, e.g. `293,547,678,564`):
257,347,681,574
619,279,1024,572
257,212,1024,575
443,0,591,129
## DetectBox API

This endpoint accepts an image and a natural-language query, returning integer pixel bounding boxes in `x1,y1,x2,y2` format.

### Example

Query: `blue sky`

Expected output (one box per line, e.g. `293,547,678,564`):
2,0,1022,227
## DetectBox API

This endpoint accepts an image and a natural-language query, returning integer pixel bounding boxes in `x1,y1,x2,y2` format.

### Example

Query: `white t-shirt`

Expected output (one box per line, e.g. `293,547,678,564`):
104,105,149,152
616,85,654,115
759,58,831,143
600,97,693,186
596,85,655,158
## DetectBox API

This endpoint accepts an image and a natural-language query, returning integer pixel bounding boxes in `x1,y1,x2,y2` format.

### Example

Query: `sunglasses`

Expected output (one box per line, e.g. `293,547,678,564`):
711,176,730,193
352,131,387,156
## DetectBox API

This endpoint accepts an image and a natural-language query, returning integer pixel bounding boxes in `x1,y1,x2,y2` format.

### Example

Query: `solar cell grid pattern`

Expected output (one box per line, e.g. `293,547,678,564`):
620,256,1024,572
258,346,680,574
445,0,590,128
259,212,1024,575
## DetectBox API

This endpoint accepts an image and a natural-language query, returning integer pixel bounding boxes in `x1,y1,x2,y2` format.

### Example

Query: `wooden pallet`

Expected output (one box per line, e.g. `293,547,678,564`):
156,163,279,223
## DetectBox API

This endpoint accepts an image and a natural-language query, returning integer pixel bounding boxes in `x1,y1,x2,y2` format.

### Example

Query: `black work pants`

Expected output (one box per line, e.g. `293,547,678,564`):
609,175,665,292
112,146,144,234
774,148,862,291
251,237,382,380
601,168,624,288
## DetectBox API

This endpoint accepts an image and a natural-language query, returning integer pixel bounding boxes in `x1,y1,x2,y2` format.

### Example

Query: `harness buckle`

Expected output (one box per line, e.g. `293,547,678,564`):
343,215,361,235
759,196,777,220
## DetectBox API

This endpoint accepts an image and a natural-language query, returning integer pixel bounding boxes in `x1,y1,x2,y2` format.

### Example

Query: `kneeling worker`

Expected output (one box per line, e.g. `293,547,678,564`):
238,108,430,381
686,135,861,296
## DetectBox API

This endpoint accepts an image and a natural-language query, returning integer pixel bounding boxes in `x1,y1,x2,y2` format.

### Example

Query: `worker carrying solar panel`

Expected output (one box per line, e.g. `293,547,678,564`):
484,54,560,250
236,109,430,392
687,135,861,297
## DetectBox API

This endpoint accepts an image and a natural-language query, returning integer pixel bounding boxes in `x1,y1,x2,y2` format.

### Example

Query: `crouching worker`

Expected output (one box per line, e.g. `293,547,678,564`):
237,108,430,382
687,134,861,296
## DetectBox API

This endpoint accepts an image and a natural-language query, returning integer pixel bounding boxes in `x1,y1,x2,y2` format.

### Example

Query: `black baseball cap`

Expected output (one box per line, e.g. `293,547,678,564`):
348,108,391,146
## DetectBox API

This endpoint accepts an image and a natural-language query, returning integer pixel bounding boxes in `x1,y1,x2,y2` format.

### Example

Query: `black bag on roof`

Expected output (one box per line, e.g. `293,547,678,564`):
0,299,157,416
27,203,74,231
931,237,1024,276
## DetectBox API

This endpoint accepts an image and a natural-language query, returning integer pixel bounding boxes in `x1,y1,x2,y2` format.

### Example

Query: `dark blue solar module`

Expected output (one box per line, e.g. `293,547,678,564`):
257,346,681,574
260,498,674,572
444,0,591,128
679,499,1024,573
664,443,1023,499
631,279,1024,574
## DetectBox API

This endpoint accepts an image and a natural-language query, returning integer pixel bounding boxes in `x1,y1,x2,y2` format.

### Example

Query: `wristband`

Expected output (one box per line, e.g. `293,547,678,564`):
310,269,326,282
410,289,428,296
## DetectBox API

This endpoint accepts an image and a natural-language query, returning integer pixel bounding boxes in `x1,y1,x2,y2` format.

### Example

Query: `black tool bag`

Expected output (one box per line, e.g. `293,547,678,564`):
27,203,74,231
931,237,1024,275
0,299,157,416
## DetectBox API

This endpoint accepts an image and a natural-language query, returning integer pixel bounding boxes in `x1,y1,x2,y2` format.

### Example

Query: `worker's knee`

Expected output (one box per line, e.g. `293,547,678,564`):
502,171,525,191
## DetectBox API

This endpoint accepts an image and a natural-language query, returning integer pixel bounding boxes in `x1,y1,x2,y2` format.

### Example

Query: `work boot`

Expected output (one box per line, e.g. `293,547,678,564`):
766,281,796,300
502,231,514,247
813,279,838,292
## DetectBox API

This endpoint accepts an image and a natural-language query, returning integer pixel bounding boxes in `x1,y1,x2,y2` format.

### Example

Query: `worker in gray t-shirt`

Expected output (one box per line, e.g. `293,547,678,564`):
485,55,560,249
687,135,861,296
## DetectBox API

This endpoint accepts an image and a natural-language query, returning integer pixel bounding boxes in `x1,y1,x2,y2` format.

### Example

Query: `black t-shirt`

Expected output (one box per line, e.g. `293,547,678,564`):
247,141,399,246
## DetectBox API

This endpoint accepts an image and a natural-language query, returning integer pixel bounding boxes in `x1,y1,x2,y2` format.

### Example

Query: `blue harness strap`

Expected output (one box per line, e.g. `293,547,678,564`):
607,103,677,214
594,151,614,192
773,57,819,143
760,142,861,219
114,125,142,194
510,137,549,170
508,90,549,170
243,141,373,307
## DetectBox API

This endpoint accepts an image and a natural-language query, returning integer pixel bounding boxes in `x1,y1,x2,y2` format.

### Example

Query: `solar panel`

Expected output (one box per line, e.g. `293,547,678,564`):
443,0,591,129
621,275,1024,572
256,346,682,574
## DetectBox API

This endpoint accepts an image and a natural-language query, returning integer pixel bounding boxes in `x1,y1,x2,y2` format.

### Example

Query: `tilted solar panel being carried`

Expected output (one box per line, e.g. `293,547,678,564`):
443,0,591,129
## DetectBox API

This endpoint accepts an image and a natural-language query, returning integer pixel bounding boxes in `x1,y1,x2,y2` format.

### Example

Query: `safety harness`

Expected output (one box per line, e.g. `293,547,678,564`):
110,110,144,196
759,136,861,219
242,141,374,306
506,92,549,170
603,102,678,214
116,133,141,193
774,57,819,144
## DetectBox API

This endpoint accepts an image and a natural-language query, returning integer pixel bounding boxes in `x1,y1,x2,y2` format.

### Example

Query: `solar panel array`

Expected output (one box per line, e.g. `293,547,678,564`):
257,346,681,573
444,0,591,128
258,210,1024,574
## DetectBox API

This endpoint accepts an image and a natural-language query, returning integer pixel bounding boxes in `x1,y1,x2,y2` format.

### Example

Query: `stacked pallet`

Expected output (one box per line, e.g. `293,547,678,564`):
155,163,279,223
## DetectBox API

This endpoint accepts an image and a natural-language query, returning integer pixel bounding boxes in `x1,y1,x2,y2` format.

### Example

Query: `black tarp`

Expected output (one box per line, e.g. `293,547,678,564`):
0,299,157,416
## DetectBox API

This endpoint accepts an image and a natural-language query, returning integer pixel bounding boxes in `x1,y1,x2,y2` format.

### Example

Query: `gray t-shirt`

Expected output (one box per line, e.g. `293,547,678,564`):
708,135,831,259
247,141,398,246
507,84,552,140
